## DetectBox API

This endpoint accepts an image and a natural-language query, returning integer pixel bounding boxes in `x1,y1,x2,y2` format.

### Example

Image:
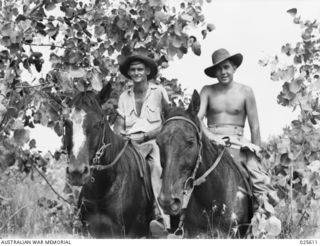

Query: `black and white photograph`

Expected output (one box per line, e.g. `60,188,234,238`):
0,0,319,244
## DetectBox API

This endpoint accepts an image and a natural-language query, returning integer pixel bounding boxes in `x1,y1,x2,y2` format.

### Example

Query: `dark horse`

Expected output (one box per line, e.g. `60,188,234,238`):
156,90,252,238
63,84,153,238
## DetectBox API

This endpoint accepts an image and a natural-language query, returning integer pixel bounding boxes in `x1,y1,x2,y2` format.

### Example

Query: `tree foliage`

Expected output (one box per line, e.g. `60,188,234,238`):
0,0,212,168
260,8,320,238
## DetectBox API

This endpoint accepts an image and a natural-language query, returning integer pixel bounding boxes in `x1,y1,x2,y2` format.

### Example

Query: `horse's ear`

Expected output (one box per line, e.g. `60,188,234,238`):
186,90,200,115
96,83,112,105
162,96,170,120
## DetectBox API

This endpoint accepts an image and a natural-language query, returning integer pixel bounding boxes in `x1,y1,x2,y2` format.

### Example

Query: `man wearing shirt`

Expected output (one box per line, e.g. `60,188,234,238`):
114,54,170,237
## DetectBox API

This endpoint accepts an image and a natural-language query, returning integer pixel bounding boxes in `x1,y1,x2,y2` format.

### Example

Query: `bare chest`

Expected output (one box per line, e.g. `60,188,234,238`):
208,91,246,115
135,95,146,116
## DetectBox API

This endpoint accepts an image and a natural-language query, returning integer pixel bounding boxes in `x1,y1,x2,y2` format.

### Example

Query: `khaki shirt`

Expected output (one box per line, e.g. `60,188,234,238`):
117,83,169,134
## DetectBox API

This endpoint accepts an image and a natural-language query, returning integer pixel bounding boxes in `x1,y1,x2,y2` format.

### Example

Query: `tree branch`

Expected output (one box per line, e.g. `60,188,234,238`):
26,43,64,49
15,84,54,89
28,0,45,16
0,91,13,132
30,162,74,207
0,194,12,201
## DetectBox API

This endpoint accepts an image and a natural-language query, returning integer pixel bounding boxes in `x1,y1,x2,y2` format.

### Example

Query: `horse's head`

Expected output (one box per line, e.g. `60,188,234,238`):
63,84,112,186
157,90,202,215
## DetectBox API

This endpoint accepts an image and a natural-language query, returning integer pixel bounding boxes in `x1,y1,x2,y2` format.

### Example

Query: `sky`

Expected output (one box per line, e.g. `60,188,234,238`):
164,0,320,141
28,0,320,152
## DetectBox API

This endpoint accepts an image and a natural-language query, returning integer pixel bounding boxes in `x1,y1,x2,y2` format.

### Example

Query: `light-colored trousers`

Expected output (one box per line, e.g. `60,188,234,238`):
139,139,170,229
208,125,275,199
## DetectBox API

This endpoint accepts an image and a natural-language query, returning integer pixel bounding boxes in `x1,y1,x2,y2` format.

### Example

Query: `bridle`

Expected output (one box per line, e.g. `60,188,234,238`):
162,116,226,237
90,118,129,171
65,117,129,182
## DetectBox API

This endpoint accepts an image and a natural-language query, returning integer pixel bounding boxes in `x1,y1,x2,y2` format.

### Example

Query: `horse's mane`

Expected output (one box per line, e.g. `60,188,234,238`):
166,106,201,130
71,91,103,115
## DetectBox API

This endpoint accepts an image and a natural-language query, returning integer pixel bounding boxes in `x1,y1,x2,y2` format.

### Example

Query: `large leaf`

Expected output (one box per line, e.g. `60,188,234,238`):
49,53,62,64
149,0,166,7
207,23,215,32
311,78,320,91
289,77,303,93
171,35,182,48
90,69,103,91
68,51,84,64
277,137,290,154
265,216,281,237
1,23,12,36
308,160,320,173
192,41,201,56
287,8,297,17
45,2,56,11
154,11,168,23
94,25,105,37
281,66,295,81
13,128,30,147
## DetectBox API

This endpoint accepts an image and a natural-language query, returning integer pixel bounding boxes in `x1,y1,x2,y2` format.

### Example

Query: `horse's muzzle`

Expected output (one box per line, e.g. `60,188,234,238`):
158,192,182,215
66,165,90,186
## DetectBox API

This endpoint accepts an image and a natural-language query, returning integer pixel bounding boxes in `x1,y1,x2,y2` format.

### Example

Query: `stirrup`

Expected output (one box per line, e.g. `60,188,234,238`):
167,227,184,239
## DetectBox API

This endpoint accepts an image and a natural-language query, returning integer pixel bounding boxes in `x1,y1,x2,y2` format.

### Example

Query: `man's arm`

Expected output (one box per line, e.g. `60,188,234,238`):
197,86,208,122
143,126,161,142
245,86,261,146
113,114,125,135
197,86,225,145
114,94,126,135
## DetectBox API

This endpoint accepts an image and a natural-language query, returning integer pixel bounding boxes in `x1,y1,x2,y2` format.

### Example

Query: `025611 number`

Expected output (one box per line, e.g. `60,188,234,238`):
300,240,318,245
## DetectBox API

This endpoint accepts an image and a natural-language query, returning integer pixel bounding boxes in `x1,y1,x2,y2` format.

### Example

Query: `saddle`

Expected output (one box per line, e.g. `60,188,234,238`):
227,147,254,198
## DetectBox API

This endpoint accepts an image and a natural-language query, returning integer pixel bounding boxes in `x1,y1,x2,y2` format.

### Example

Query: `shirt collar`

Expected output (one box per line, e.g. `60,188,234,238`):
127,83,157,96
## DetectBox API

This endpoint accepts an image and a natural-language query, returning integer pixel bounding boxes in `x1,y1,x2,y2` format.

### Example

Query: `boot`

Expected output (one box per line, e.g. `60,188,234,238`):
149,218,168,238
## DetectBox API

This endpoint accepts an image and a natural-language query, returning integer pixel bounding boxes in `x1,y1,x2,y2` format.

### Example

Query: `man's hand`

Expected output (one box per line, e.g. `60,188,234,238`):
132,135,145,144
120,131,146,144
241,142,262,159
207,133,226,146
241,142,261,153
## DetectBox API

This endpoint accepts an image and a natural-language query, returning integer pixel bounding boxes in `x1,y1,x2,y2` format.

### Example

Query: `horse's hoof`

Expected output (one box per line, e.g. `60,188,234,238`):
149,220,168,238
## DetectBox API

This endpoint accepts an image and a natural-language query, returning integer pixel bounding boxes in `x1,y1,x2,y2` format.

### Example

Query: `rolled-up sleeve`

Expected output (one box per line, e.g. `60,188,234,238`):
159,85,169,104
117,93,125,119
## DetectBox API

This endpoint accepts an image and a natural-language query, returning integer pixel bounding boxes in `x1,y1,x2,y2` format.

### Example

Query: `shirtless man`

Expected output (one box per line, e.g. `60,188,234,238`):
198,48,278,216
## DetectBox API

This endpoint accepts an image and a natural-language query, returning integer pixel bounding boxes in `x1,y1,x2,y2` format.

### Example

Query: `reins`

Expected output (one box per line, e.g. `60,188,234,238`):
66,118,129,174
90,118,129,172
163,116,226,237
91,141,129,171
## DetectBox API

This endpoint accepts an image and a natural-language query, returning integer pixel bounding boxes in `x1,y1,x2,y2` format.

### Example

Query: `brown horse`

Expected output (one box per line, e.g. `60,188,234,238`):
63,84,153,238
156,90,252,238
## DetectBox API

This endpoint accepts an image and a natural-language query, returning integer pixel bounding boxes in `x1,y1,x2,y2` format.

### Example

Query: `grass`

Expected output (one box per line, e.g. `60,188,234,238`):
0,155,81,238
1,153,320,239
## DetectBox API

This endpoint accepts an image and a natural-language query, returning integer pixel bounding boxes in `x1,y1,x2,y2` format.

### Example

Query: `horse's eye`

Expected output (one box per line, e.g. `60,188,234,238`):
187,139,195,146
155,139,162,147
